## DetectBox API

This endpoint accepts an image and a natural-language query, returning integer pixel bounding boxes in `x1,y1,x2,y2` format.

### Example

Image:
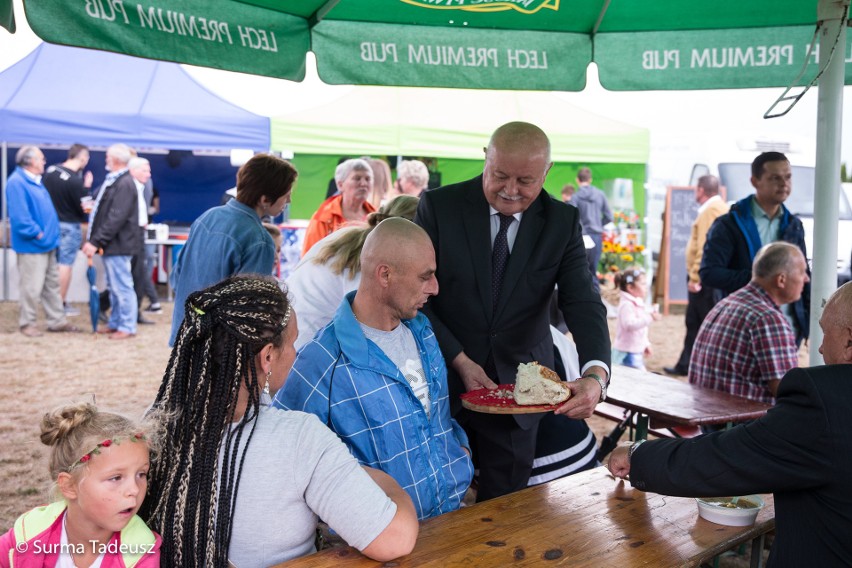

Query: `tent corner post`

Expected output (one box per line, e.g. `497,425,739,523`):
2,140,8,302
809,0,849,365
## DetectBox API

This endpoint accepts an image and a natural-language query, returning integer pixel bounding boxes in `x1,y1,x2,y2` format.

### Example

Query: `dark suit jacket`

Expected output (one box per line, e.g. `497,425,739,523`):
631,365,852,567
89,171,140,256
414,175,611,424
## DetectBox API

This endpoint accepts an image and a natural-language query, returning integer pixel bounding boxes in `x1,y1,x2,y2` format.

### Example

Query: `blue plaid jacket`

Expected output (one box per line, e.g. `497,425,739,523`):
273,292,473,520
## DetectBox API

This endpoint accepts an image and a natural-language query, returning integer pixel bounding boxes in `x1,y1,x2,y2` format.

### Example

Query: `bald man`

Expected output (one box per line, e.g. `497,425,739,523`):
274,218,474,521
415,121,610,500
608,282,852,567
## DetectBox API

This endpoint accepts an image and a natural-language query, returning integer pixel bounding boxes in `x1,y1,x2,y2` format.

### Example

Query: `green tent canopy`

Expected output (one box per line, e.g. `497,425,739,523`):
0,0,14,34
271,86,649,163
22,0,849,91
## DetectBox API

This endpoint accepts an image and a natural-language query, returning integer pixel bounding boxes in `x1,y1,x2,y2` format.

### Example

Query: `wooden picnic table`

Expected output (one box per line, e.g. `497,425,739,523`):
274,466,775,568
606,365,773,439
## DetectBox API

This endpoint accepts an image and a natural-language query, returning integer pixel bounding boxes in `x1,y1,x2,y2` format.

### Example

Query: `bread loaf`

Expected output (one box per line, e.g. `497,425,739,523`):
513,362,571,405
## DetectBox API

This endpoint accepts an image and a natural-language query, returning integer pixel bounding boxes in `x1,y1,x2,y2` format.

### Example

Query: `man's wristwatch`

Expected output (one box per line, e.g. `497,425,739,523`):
627,439,646,463
582,372,608,402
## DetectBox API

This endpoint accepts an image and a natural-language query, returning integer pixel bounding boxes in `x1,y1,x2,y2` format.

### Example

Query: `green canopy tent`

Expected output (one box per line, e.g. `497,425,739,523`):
272,87,648,161
6,0,849,361
13,0,849,90
271,85,649,217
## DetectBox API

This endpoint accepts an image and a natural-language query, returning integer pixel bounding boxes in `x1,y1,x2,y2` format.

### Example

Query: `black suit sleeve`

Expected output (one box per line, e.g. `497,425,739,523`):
630,367,832,497
415,194,465,363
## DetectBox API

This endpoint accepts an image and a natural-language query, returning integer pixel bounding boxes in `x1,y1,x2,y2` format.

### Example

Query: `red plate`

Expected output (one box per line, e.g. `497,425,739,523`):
460,385,566,414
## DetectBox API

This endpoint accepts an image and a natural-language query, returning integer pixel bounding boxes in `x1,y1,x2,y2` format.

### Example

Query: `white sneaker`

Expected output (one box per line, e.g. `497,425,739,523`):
144,303,163,314
64,304,81,317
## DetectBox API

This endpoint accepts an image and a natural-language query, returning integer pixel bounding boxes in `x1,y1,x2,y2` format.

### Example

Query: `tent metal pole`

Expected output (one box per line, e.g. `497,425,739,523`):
809,0,849,364
2,140,7,301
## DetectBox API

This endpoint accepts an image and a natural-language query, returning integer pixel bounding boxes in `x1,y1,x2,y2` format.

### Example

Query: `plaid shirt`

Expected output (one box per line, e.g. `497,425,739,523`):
689,282,798,403
273,292,473,520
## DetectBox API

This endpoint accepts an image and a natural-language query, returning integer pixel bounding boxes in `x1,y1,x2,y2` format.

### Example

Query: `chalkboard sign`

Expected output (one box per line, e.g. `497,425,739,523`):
658,185,726,314
660,187,700,313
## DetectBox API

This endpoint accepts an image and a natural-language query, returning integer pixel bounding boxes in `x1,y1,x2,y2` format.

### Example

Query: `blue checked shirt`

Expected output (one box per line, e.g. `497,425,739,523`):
273,292,473,520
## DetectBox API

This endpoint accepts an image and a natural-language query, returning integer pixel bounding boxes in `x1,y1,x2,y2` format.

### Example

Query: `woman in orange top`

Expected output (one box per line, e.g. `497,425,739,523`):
302,158,376,256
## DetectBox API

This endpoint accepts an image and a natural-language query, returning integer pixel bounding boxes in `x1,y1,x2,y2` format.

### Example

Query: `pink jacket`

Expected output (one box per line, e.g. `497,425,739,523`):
613,291,653,353
1,501,161,568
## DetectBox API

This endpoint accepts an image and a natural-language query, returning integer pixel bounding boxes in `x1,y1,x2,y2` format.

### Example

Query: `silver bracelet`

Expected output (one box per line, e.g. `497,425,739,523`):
627,439,646,462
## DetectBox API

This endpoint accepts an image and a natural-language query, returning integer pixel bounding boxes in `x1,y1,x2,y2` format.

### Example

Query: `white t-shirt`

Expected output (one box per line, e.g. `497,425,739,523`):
287,229,361,350
221,406,397,567
359,321,431,417
57,513,104,568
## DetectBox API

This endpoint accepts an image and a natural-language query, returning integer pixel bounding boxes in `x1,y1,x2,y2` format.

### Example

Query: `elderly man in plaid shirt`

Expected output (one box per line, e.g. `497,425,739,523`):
689,242,808,405
274,218,473,520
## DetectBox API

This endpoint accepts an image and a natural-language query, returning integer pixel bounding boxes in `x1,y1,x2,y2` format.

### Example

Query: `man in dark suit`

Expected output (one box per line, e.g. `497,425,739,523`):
414,122,611,501
607,282,852,567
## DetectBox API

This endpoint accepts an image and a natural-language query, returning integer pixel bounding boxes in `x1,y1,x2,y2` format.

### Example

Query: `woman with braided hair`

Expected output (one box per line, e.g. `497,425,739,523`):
288,194,419,349
142,275,418,568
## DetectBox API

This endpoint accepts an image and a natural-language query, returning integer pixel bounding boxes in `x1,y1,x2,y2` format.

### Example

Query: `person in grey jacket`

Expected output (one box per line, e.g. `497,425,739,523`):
572,167,613,292
82,143,140,339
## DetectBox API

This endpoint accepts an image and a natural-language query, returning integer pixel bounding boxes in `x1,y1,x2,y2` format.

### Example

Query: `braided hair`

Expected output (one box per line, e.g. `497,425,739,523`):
140,275,292,567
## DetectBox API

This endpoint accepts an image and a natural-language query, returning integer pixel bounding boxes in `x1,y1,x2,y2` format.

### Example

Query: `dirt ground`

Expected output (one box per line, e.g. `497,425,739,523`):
0,289,798,565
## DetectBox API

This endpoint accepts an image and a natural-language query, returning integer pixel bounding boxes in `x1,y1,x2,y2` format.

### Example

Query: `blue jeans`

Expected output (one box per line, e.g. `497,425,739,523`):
612,348,645,371
103,255,137,333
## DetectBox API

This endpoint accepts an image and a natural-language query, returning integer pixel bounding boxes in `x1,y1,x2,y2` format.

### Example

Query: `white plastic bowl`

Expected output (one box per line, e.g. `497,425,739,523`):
696,495,764,526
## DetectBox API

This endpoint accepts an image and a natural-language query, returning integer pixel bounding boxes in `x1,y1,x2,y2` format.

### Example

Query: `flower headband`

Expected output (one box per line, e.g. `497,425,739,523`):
77,433,146,465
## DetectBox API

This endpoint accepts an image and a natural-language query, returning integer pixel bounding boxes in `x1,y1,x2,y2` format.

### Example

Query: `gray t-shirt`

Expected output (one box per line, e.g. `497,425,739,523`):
220,406,397,567
360,322,431,417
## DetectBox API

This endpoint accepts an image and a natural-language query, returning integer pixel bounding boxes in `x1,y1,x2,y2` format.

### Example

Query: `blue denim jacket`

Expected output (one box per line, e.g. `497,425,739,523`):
169,199,274,344
274,291,474,520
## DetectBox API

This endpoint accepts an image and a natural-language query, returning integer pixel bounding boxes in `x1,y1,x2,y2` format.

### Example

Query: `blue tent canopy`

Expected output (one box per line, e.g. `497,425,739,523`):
0,43,269,151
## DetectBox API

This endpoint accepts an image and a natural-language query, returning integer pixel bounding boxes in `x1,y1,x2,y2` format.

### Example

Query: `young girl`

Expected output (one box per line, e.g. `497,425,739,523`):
612,267,661,371
0,403,161,568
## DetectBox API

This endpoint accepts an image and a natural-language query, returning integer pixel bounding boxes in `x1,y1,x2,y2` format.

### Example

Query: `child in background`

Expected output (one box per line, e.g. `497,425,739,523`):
612,267,661,371
0,403,162,568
